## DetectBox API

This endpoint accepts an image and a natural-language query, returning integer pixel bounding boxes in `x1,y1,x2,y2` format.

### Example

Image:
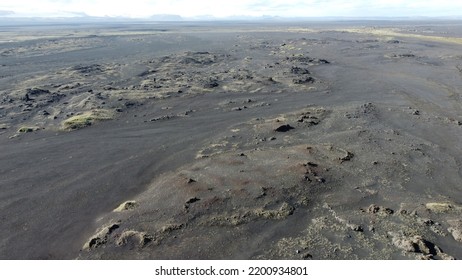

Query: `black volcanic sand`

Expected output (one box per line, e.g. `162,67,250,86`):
1,22,462,259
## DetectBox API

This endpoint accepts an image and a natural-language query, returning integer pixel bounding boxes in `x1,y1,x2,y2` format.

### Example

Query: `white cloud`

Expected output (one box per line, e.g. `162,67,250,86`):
0,0,461,18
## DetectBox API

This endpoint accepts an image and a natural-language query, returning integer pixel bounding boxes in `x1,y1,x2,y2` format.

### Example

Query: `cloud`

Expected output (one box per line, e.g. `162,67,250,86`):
244,0,362,16
0,10,15,16
244,0,462,17
0,0,461,18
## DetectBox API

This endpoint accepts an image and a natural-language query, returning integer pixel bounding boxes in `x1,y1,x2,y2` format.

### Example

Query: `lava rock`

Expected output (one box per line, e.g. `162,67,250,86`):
274,124,295,132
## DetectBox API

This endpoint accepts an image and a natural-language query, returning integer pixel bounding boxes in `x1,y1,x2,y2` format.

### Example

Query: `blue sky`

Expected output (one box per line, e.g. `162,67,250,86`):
1,0,461,18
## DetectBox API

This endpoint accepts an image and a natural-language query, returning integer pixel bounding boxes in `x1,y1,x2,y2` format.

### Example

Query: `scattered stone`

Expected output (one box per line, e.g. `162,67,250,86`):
113,201,138,212
302,253,313,260
138,70,155,77
447,220,462,242
400,54,415,58
203,80,219,88
293,77,315,84
359,102,376,115
161,223,184,233
315,176,326,183
180,109,195,116
419,254,434,260
339,151,354,162
254,202,295,219
150,115,174,122
350,224,364,232
381,207,395,215
291,66,311,75
391,53,416,58
17,127,33,133
297,114,319,125
274,124,294,132
104,85,117,90
124,101,136,108
419,218,434,226
366,204,380,213
186,197,200,204
116,230,152,247
439,253,456,260
84,223,120,250
17,126,39,133
180,53,216,65
27,88,50,96
391,234,434,254
73,64,103,74
22,93,33,102
287,56,329,64
305,162,318,167
363,204,394,216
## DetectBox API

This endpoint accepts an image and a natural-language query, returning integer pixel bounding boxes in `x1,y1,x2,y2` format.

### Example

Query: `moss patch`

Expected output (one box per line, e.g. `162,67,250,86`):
338,28,462,45
62,109,114,130
425,202,453,213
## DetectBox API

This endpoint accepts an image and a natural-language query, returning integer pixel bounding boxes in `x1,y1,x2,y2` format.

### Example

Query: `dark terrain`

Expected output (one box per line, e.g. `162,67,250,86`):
1,21,462,259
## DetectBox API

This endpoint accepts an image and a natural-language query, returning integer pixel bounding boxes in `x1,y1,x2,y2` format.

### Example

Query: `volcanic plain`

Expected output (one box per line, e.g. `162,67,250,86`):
1,21,462,259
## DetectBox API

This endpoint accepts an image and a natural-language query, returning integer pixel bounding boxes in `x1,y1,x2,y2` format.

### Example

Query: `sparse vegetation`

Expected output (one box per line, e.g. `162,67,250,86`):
339,27,462,45
62,109,114,130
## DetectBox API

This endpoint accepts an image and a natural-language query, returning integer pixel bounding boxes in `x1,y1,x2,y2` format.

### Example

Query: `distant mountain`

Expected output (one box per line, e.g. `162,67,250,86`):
0,10,14,16
187,14,216,21
181,15,285,21
1,12,461,25
0,16,137,26
149,14,183,21
62,11,91,18
221,15,279,21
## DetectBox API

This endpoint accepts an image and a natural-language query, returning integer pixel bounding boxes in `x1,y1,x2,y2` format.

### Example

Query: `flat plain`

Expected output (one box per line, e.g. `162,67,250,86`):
1,21,462,259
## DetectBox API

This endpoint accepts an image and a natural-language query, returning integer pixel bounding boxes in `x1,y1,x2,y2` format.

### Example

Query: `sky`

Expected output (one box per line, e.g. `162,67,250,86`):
1,0,462,18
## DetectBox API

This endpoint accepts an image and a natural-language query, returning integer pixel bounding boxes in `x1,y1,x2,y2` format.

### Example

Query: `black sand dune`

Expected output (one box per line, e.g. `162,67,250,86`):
1,22,462,259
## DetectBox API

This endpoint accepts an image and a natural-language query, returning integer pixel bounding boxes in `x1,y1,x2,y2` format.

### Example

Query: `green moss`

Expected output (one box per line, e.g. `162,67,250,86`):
425,202,453,213
62,110,114,130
